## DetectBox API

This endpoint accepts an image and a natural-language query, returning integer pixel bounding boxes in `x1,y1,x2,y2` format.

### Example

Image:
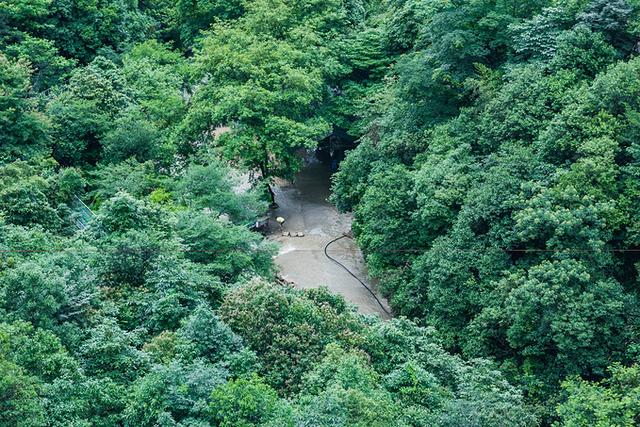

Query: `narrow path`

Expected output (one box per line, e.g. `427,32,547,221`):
267,154,391,318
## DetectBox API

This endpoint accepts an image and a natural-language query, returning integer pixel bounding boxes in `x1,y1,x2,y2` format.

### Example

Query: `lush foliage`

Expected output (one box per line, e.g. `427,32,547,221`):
3,0,639,425
332,0,640,422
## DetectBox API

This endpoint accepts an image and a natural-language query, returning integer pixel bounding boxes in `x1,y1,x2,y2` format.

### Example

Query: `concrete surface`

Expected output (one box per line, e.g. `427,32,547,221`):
267,153,391,318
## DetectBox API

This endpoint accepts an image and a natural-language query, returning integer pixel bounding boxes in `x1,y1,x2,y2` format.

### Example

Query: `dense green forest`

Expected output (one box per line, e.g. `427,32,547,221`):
1,0,640,425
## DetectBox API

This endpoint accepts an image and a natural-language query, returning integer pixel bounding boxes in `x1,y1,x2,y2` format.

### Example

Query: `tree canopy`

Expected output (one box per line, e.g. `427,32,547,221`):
2,0,640,425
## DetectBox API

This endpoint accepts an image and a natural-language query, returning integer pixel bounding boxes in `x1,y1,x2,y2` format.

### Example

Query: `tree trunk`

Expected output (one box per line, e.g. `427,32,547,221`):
259,162,277,207
266,182,276,205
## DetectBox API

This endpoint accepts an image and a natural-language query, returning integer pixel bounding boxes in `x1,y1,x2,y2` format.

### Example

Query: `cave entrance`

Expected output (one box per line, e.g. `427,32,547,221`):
315,126,358,172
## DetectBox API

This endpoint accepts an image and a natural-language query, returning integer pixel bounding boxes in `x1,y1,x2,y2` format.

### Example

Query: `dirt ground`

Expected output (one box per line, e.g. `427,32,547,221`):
267,153,391,318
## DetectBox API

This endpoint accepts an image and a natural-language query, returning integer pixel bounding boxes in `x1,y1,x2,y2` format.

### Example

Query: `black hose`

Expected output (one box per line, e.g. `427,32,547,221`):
324,235,391,316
